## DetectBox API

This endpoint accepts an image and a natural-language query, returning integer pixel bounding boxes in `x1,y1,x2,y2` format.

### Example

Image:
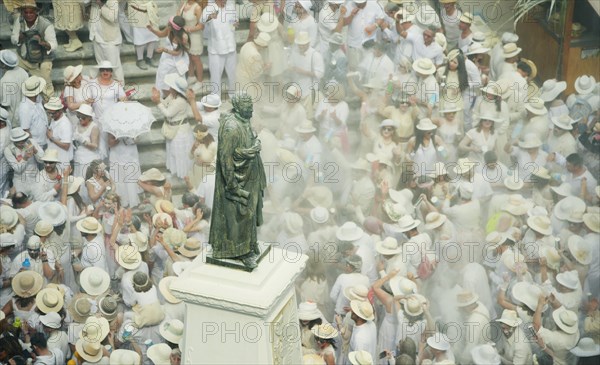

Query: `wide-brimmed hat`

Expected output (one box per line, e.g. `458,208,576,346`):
416,118,437,131
583,212,600,233
551,114,574,130
575,75,596,95
38,202,67,226
531,166,551,180
128,232,148,252
390,276,417,296
538,245,561,270
567,210,584,224
518,133,542,149
160,319,184,344
496,309,522,327
502,249,528,274
80,267,110,296
295,31,311,45
12,271,43,298
93,60,115,69
551,183,574,199
401,295,424,316
521,58,537,79
336,221,364,242
503,177,524,191
309,207,329,224
162,227,187,248
200,93,221,108
480,83,505,97
77,217,103,234
375,237,402,255
439,101,463,113
382,202,409,226
348,350,373,365
389,188,414,205
97,293,119,321
164,74,188,97
22,76,47,97
10,127,29,142
556,270,580,290
512,282,544,312
427,333,451,351
477,111,502,123
456,290,479,307
539,79,567,102
27,236,41,250
394,215,421,232
311,323,339,339
254,32,271,47
298,301,322,321
502,43,521,58
66,175,85,195
502,194,532,216
554,196,585,220
139,167,166,182
257,12,279,32
35,288,64,313
159,276,182,304
152,212,173,228
501,32,519,43
44,97,63,111
147,343,172,365
41,149,60,163
350,300,374,321
39,312,62,329
412,58,436,75
471,344,500,365
424,212,447,230
465,42,490,56
459,12,473,24
571,338,600,357
0,107,9,122
525,98,547,115
155,199,174,214
178,238,202,258
110,349,141,365
344,284,369,301
68,293,95,323
76,340,103,363
295,120,317,134
527,215,552,235
116,245,142,270
568,235,592,265
64,65,84,84
0,50,18,68
79,316,110,343
0,205,19,229
552,306,578,334
76,104,95,118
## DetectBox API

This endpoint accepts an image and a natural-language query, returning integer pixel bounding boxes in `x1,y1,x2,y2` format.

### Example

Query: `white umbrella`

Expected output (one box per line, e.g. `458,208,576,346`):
101,101,156,139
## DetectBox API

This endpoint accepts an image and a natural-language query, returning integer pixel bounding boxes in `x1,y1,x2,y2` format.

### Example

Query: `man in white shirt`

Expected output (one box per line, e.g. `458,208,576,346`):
0,50,28,126
358,42,394,87
19,76,48,148
74,217,109,273
348,300,377,363
490,32,518,81
288,32,324,116
44,97,72,169
403,27,444,66
344,0,384,71
202,0,238,97
288,0,318,47
316,0,345,58
329,255,369,315
394,10,422,63
564,153,598,204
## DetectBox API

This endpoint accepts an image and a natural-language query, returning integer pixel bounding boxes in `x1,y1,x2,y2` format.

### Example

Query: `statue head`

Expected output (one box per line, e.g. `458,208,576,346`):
232,93,253,120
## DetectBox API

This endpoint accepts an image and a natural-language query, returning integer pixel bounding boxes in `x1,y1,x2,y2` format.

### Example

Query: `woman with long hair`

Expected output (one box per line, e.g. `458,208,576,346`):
459,112,499,168
63,65,93,128
72,105,100,179
188,124,216,187
61,170,90,248
148,15,190,97
406,119,445,172
437,49,469,122
85,159,115,205
311,323,338,365
180,0,206,84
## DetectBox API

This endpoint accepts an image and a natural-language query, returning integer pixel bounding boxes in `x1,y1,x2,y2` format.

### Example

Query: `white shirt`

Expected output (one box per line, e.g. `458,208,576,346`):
202,2,237,54
358,52,394,87
396,24,423,62
348,320,377,364
194,104,221,139
195,172,216,209
48,114,73,165
19,97,48,146
289,47,325,97
290,16,318,48
0,67,29,125
440,7,462,48
345,1,383,48
406,31,444,66
80,235,108,272
565,169,597,201
317,4,341,50
329,272,369,315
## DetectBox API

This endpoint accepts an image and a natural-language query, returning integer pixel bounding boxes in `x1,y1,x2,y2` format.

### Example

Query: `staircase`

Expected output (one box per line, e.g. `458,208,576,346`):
0,1,252,200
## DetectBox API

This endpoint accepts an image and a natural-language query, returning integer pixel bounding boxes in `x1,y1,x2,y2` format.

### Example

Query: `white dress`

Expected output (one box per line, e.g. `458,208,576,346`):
73,122,100,178
438,120,461,162
63,78,90,128
158,95,193,179
466,128,497,165
109,138,141,207
87,79,125,159
156,38,189,91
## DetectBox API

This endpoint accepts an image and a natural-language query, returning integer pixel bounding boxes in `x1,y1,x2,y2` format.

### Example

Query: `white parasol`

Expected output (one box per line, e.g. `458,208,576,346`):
101,101,156,139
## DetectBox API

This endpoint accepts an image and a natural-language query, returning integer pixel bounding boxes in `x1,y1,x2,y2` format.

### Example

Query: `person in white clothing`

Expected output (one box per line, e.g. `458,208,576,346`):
439,0,462,50
4,127,44,195
0,50,28,127
73,217,109,273
490,32,518,81
403,28,444,66
188,92,222,141
19,76,48,148
287,0,318,48
316,0,345,58
89,0,124,84
348,300,377,363
288,31,324,116
43,97,72,169
344,0,384,71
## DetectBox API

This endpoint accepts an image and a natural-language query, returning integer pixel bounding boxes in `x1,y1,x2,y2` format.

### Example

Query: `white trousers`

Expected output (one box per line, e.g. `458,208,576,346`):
93,41,125,84
208,52,237,96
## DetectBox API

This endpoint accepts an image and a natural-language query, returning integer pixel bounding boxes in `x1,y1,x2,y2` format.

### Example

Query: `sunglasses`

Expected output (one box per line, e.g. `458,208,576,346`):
44,161,56,165
100,68,113,73
382,127,394,132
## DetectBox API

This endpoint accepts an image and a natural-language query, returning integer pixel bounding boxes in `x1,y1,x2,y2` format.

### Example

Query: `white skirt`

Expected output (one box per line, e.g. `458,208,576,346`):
132,27,159,46
166,125,194,179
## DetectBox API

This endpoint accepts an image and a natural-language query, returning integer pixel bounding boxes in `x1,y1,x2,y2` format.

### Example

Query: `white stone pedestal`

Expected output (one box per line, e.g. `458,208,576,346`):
170,246,308,365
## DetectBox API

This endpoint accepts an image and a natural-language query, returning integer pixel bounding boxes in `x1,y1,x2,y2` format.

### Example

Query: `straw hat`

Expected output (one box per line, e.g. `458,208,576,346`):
552,306,578,334
97,294,119,321
551,114,574,130
496,309,522,327
390,276,417,296
0,50,18,68
525,98,547,115
12,271,43,298
527,215,552,235
394,215,421,232
44,97,64,112
257,12,278,33
518,133,542,149
567,210,585,223
344,284,369,301
254,32,271,47
298,301,322,321
480,83,504,97
164,73,188,96
63,65,83,84
568,235,592,265
310,207,329,224
159,276,182,304
76,103,94,118
583,212,600,233
311,323,339,339
152,212,173,228
178,238,202,258
375,237,402,255
22,76,46,97
147,343,172,365
80,267,110,296
459,12,473,24
503,177,524,191
453,158,475,175
76,217,103,234
551,183,575,200
295,120,317,134
94,60,115,69
9,127,28,142
456,290,479,307
538,246,561,270
125,232,147,253
139,167,166,182
155,199,175,214
305,186,333,208
33,221,52,238
416,118,437,131
412,58,436,75
424,212,447,230
575,75,596,95
502,43,522,58
556,270,580,290
502,195,532,216
39,312,62,329
200,93,222,108
35,287,64,313
532,166,551,180
389,188,414,205
76,340,103,363
0,107,8,122
435,32,447,51
336,221,364,241
350,300,375,321
571,338,600,357
539,79,567,102
68,293,95,323
0,205,19,229
295,31,311,45
66,175,85,195
501,249,528,274
110,349,141,365
465,42,490,56
162,228,187,248
80,316,110,343
511,282,544,312
439,0,457,3
115,245,142,270
160,319,184,344
427,333,451,351
476,110,502,123
471,344,500,365
554,196,586,221
401,295,424,316
38,202,67,226
285,84,302,98
348,350,373,365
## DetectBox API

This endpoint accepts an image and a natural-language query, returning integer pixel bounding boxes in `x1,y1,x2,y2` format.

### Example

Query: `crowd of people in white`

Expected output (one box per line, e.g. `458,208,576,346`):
0,0,599,364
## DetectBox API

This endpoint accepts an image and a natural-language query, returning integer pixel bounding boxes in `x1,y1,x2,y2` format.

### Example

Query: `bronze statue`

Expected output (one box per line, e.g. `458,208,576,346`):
208,93,266,269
